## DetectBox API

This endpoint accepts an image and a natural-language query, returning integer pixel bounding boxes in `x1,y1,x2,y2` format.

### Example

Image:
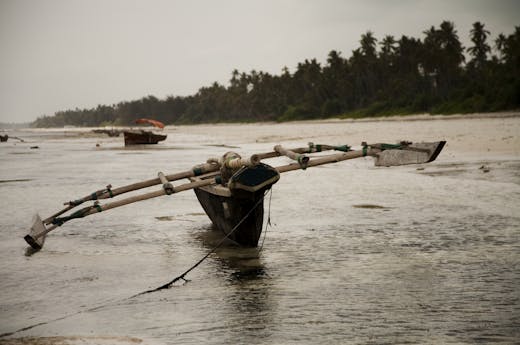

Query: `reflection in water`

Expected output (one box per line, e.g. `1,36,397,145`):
194,226,275,343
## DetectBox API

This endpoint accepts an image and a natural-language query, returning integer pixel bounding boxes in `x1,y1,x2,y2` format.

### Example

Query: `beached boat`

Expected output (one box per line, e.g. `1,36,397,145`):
24,140,445,250
193,162,280,246
123,130,167,145
123,118,167,146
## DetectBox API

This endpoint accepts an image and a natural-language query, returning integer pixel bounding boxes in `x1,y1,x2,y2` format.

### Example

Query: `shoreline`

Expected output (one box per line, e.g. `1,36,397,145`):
4,111,520,131
5,112,519,158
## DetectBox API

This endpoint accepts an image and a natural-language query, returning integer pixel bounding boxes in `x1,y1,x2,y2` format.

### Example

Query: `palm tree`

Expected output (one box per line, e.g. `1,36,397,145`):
380,35,397,60
495,33,507,61
423,21,464,99
467,21,491,69
360,31,377,58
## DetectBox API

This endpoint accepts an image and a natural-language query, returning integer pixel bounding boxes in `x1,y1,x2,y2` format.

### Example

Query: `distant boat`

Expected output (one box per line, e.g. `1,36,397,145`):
123,118,167,146
123,130,167,145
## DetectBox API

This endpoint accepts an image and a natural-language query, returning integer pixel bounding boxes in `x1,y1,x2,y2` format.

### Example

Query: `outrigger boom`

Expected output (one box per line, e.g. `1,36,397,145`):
25,140,445,250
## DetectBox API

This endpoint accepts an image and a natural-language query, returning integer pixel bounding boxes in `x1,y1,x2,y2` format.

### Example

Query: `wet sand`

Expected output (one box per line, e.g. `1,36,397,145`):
1,113,519,344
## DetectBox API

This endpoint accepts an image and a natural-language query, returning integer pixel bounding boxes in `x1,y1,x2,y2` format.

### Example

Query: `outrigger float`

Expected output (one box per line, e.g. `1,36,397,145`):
24,140,445,250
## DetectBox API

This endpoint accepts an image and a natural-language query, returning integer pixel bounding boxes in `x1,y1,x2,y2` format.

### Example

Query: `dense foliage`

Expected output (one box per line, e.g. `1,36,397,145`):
33,21,520,127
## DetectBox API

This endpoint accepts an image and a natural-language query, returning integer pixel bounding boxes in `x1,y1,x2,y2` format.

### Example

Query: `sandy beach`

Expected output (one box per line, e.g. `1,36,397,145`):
171,112,520,157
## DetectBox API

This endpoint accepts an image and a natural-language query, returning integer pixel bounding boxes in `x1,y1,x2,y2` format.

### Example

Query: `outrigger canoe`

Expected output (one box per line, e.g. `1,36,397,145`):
24,140,445,250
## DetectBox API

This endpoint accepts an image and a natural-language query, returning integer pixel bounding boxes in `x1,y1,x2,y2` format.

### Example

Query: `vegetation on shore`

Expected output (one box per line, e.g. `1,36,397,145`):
33,21,519,128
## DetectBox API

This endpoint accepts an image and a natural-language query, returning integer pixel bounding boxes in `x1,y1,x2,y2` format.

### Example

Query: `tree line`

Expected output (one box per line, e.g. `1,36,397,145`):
33,21,520,127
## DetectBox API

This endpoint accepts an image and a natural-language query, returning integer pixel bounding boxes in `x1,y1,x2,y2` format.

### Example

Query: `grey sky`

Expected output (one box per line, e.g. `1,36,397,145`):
1,0,518,123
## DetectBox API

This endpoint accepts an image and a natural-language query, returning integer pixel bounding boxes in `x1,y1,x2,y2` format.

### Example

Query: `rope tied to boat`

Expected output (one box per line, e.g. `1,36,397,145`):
68,185,113,206
333,144,351,152
258,189,273,252
380,143,403,150
362,142,368,156
52,203,102,226
296,154,308,169
133,190,269,296
2,191,272,338
307,142,351,153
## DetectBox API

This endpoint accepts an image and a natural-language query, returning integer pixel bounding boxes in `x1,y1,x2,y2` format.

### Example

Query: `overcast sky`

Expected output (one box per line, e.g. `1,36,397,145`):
1,0,518,123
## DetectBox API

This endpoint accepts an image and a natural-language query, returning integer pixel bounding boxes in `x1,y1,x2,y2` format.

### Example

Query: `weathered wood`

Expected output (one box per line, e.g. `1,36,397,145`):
193,188,265,247
193,164,279,247
207,154,260,169
25,177,220,248
123,130,167,145
26,140,445,250
275,141,445,172
86,178,218,214
257,143,350,160
53,162,220,208
274,145,310,168
276,149,371,173
157,171,168,185
40,161,222,226
158,171,174,194
374,141,445,166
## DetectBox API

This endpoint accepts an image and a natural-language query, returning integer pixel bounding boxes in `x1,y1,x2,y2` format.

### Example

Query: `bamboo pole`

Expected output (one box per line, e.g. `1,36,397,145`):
42,162,221,224
275,148,378,173
102,162,219,198
206,154,260,169
274,145,310,168
30,177,219,242
257,143,350,160
96,177,216,213
257,147,309,160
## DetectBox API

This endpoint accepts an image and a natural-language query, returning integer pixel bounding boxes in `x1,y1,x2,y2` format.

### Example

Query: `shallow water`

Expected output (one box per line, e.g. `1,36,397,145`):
1,120,519,344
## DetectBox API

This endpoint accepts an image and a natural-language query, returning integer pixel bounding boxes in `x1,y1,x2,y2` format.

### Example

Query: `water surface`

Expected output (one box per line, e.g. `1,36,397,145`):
0,121,519,344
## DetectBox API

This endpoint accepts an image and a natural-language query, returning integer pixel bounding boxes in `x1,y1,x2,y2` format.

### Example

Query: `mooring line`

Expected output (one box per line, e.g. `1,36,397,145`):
1,191,269,338
0,297,124,338
131,191,267,297
258,189,273,252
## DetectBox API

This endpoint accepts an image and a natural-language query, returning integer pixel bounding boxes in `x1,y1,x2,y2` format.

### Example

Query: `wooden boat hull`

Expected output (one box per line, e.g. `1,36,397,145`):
123,130,167,145
193,163,280,247
194,188,266,247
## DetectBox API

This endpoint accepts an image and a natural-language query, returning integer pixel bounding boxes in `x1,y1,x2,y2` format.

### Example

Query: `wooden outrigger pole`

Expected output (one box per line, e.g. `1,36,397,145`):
24,140,445,250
